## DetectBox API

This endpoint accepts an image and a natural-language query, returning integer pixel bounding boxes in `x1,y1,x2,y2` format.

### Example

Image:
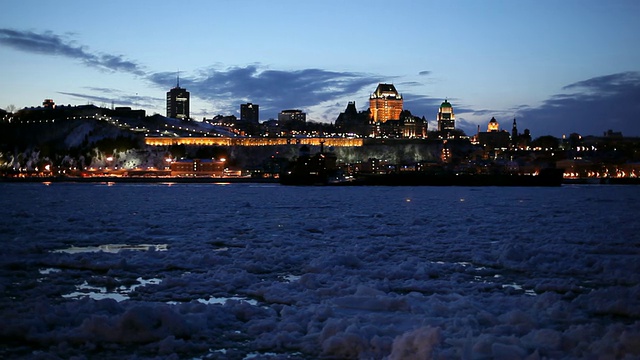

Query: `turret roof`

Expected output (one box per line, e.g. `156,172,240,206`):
372,83,401,98
440,100,452,108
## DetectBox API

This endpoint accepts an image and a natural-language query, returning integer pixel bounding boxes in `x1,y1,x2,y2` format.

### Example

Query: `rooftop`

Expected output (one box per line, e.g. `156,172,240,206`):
440,100,452,108
371,83,402,99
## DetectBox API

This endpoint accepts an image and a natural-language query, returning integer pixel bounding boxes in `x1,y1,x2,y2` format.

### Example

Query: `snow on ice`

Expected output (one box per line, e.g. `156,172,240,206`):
1,183,639,359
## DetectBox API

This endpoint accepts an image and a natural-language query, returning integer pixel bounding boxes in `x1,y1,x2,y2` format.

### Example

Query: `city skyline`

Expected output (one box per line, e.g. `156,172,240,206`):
1,0,639,137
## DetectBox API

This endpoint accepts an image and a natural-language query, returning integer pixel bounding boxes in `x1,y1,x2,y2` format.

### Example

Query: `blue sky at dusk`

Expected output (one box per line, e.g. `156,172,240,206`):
1,0,639,137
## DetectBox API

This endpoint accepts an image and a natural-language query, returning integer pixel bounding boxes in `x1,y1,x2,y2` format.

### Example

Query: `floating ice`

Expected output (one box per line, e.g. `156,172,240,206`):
39,268,61,275
62,277,162,301
52,243,168,253
1,183,639,359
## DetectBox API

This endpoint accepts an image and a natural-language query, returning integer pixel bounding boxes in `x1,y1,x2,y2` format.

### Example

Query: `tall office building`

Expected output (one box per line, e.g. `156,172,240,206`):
240,103,259,123
166,75,190,120
369,83,403,123
437,99,455,132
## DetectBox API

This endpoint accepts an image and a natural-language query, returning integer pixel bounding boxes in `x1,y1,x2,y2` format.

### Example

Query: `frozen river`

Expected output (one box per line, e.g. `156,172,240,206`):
1,182,639,359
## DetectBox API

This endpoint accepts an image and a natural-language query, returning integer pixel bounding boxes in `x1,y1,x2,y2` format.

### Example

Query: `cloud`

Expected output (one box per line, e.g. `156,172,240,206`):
397,81,423,87
148,65,380,119
0,28,380,119
562,72,638,94
516,71,640,136
57,91,114,105
11,29,636,136
58,90,161,110
0,28,145,75
401,93,444,119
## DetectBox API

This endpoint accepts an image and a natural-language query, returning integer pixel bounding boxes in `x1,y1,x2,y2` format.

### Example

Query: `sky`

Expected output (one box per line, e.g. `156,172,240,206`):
1,0,639,137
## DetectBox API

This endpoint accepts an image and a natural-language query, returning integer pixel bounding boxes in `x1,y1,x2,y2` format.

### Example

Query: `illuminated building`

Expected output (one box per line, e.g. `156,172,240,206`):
398,113,427,138
145,136,363,147
278,109,306,124
477,117,510,149
170,159,224,177
369,83,403,123
375,111,427,138
278,109,306,132
240,103,259,123
441,140,451,162
166,75,190,120
437,100,455,132
488,117,499,132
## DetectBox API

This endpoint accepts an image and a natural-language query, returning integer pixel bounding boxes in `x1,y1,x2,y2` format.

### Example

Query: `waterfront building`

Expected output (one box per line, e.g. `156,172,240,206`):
437,100,455,132
166,76,190,120
170,159,224,177
145,136,363,147
240,103,259,123
369,83,403,123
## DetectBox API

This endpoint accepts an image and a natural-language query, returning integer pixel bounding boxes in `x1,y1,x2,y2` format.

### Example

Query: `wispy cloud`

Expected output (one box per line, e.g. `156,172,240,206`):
402,93,444,117
58,89,161,110
0,28,145,75
562,71,639,94
418,70,431,76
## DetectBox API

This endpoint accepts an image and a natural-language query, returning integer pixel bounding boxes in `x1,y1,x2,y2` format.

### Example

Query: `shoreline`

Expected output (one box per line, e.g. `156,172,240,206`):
2,176,639,185
0,176,280,184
